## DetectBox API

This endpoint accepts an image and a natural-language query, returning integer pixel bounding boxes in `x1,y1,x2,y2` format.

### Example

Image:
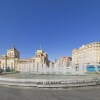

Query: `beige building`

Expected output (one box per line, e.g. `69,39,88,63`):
54,57,72,73
34,49,49,66
55,57,72,67
0,47,20,71
72,42,100,72
16,49,50,73
33,49,50,73
0,47,73,74
1,42,100,73
17,58,34,73
0,47,50,73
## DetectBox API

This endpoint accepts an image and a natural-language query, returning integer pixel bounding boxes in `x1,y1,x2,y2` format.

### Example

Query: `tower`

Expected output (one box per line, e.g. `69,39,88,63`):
0,46,20,71
7,46,20,59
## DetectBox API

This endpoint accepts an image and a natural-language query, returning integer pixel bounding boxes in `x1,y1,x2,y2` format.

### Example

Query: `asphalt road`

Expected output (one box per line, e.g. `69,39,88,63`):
0,86,100,100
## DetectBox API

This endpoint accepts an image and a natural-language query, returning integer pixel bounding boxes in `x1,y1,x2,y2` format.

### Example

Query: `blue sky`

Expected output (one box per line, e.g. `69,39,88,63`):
0,0,100,61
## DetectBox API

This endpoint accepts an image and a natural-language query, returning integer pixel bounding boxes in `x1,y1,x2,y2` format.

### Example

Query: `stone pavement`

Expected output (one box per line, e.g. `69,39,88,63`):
0,86,100,100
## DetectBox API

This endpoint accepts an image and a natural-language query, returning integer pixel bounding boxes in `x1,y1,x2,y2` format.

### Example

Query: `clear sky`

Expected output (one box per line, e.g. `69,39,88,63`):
0,0,100,61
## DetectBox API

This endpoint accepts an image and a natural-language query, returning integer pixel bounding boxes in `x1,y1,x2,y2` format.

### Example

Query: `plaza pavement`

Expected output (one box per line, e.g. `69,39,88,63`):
0,85,100,100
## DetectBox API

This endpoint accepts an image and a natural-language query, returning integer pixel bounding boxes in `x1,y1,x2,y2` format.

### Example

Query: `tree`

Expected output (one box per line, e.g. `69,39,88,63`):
0,67,3,73
6,66,10,72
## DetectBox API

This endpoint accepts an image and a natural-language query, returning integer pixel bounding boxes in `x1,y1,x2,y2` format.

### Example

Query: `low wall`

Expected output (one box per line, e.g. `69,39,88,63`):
0,77,100,88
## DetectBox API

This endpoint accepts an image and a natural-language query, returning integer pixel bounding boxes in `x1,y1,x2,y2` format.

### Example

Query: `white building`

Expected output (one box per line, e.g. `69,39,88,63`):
72,42,100,72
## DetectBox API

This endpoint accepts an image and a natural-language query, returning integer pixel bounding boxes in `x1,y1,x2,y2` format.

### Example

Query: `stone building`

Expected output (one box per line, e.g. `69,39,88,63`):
54,57,72,74
0,47,50,73
33,49,50,73
17,58,34,73
0,47,72,74
16,49,50,73
0,47,20,71
72,42,100,72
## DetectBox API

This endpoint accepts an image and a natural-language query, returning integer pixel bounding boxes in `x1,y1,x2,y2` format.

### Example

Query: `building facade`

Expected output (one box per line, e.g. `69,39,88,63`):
0,47,72,74
16,49,50,73
0,48,20,71
54,57,72,74
17,58,34,73
72,42,100,72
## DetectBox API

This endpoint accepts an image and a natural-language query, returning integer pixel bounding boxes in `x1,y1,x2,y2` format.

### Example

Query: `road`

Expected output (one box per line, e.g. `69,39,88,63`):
0,86,100,100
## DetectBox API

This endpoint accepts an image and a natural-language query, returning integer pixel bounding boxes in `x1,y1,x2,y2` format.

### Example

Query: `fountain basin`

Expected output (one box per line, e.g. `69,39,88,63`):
0,73,100,88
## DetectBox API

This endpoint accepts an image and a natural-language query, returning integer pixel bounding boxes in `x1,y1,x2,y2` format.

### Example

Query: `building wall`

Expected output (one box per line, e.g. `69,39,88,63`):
54,57,72,73
0,48,72,74
72,42,100,72
0,48,20,71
